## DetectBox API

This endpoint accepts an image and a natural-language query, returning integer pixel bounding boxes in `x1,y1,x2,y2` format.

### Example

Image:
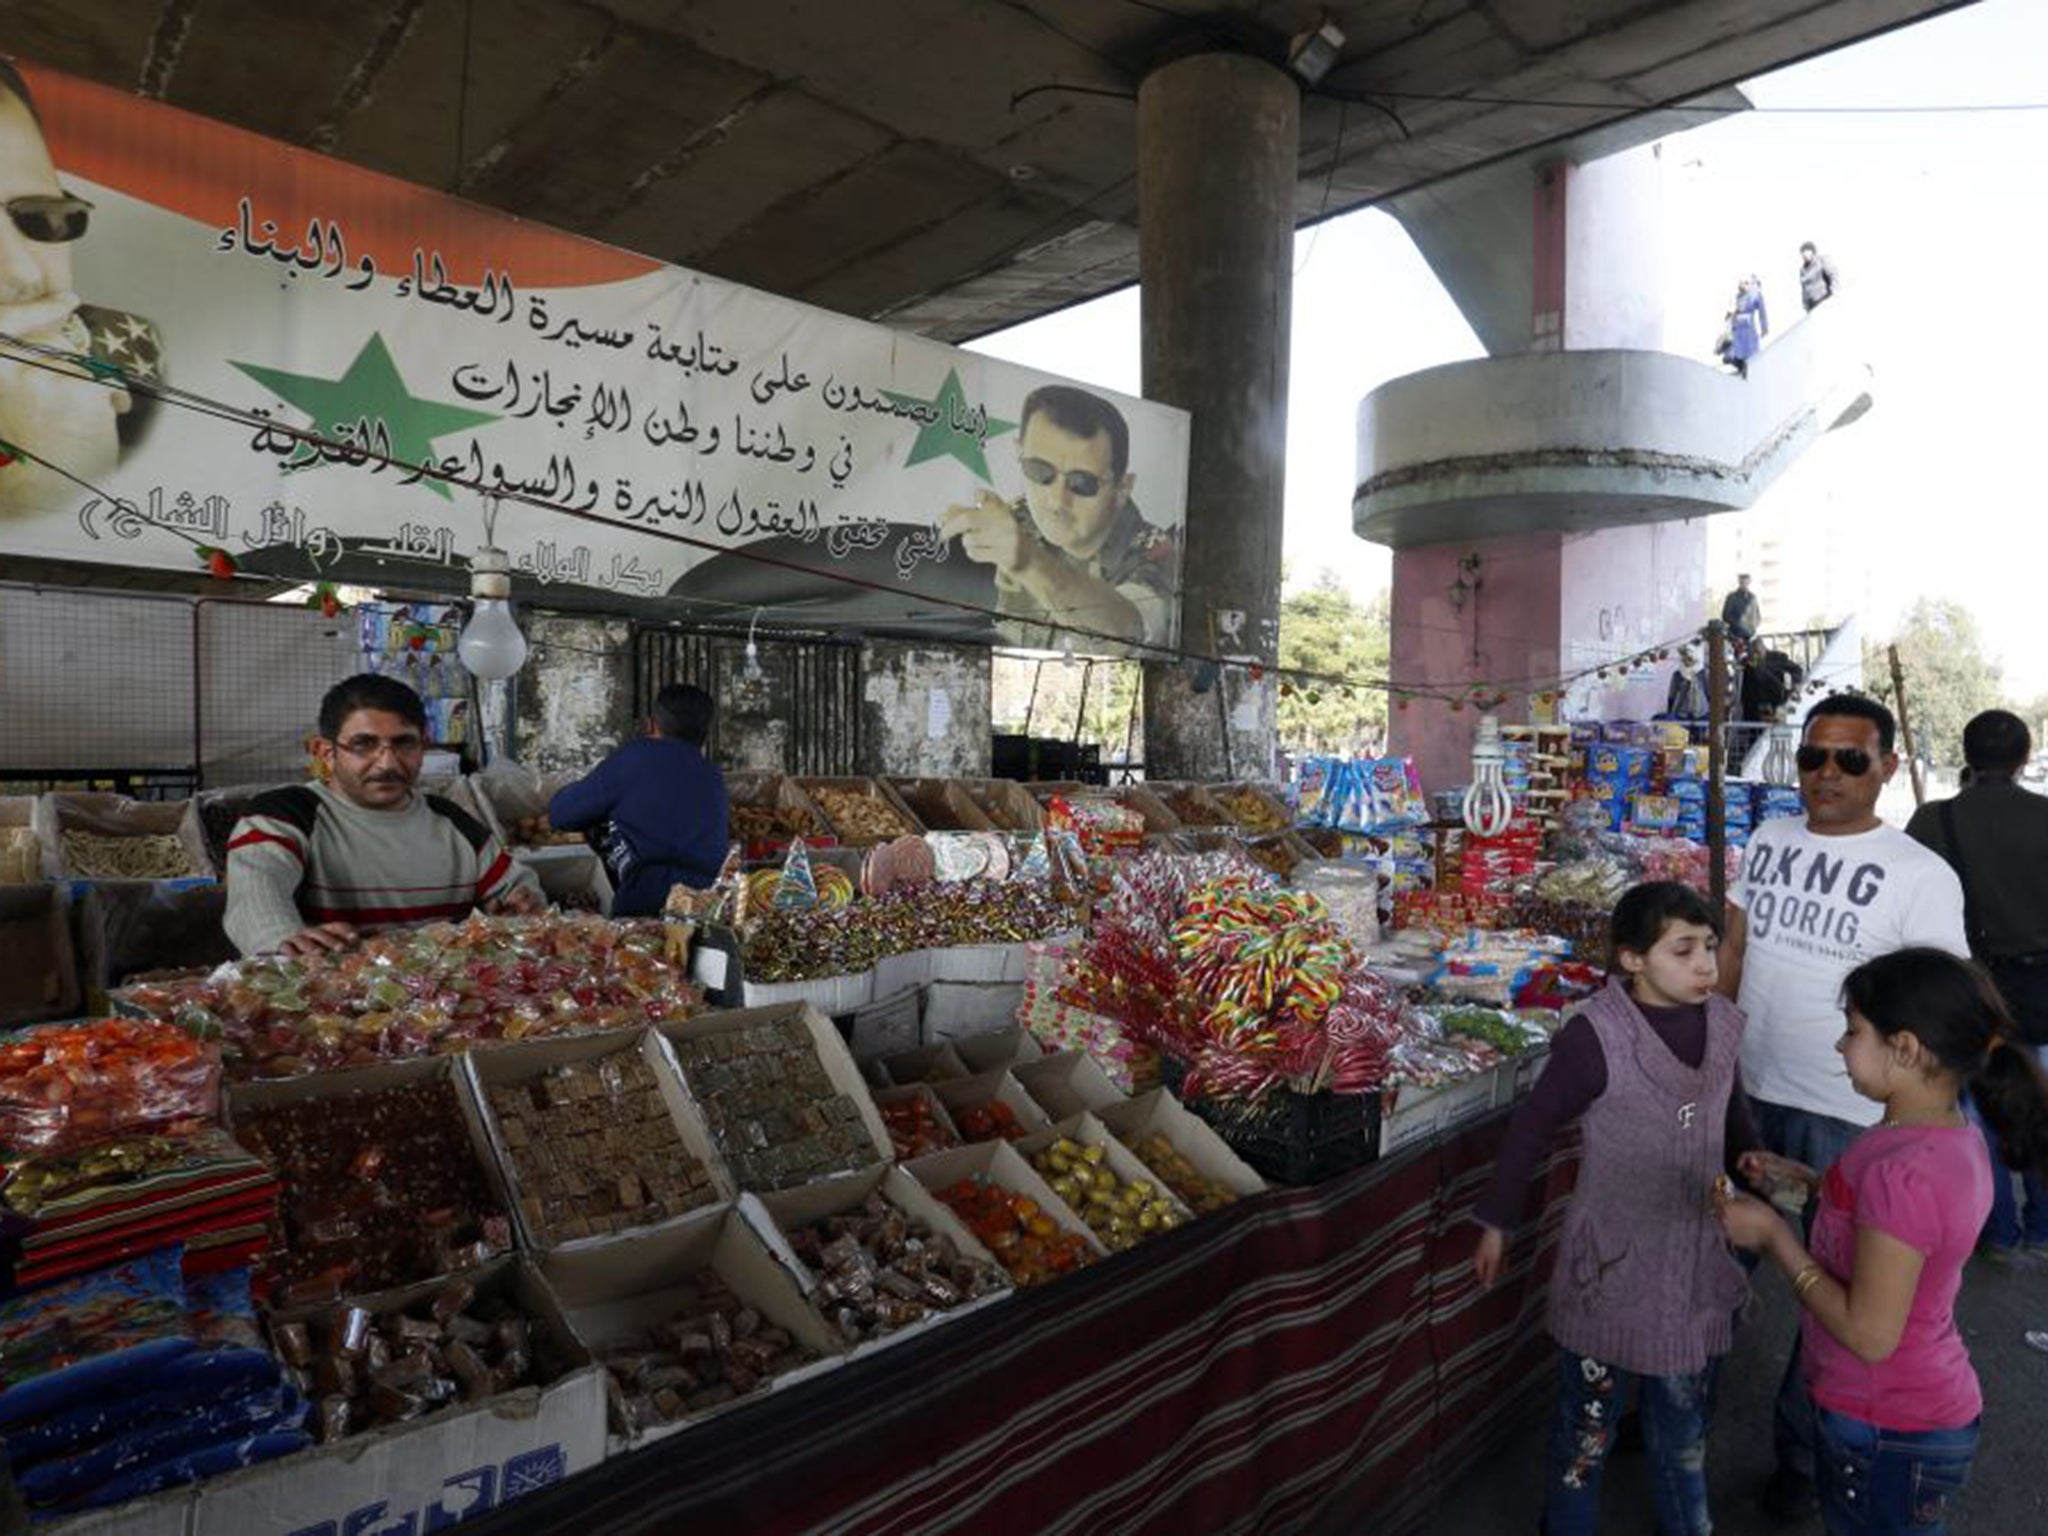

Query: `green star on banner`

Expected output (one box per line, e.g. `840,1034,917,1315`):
232,334,499,500
883,368,1015,483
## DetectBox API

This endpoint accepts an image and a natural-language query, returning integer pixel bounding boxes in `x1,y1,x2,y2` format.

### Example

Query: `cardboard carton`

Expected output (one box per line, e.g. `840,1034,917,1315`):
792,776,923,847
192,1258,602,1536
1376,1071,1498,1159
845,986,922,1063
876,1041,971,1087
900,1140,1105,1258
883,778,997,833
952,1026,1045,1075
36,794,214,882
933,1067,1052,1141
747,1169,1011,1359
1015,1110,1193,1228
1012,1050,1126,1121
1096,1089,1269,1198
539,1207,843,1450
923,981,1026,1038
654,1003,892,1189
463,1028,734,1251
870,1082,965,1159
954,778,1044,831
225,1056,518,1292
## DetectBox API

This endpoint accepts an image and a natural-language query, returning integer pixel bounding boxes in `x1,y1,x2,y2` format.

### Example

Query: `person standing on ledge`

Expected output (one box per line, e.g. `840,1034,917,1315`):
547,683,730,917
1798,241,1840,312
224,674,541,957
1721,573,1762,642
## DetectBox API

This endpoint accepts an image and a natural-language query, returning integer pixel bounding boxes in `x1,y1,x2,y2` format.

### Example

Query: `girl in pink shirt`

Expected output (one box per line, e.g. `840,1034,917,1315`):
1717,948,2048,1534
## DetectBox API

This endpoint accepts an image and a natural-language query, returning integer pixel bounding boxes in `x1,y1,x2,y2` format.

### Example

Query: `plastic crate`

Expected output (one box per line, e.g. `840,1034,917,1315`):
1161,1057,1379,1186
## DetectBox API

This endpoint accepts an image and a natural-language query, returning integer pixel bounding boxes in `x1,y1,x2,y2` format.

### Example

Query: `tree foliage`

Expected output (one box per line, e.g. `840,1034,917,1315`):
1863,597,2003,766
1278,572,1391,755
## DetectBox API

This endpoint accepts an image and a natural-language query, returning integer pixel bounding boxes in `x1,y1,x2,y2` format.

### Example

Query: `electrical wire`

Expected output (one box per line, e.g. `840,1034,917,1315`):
0,328,1714,704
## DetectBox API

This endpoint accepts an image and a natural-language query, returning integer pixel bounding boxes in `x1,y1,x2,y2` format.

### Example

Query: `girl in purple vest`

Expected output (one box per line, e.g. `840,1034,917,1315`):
1471,881,1757,1535
1716,948,2048,1535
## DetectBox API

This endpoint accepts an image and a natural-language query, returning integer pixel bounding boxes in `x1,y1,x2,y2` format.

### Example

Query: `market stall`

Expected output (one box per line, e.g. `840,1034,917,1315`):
0,702,1784,1532
454,1112,1580,1536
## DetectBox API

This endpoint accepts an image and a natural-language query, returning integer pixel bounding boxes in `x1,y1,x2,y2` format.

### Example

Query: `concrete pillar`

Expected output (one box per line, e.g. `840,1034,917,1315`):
1136,52,1297,781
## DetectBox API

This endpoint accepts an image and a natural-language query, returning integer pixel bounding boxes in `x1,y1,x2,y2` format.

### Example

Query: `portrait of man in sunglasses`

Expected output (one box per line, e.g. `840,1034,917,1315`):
939,382,1179,652
0,60,163,516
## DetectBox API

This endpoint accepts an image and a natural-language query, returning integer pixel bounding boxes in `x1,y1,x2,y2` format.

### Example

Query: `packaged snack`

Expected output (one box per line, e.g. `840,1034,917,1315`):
0,1020,219,1157
0,1246,194,1424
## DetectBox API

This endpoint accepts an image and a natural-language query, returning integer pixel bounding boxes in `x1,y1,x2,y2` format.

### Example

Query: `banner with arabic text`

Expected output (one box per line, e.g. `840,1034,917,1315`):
0,60,1188,652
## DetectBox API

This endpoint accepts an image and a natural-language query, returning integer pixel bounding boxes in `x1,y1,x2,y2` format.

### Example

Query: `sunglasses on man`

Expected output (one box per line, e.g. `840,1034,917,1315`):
3,193,91,244
1019,457,1112,499
1795,745,1875,777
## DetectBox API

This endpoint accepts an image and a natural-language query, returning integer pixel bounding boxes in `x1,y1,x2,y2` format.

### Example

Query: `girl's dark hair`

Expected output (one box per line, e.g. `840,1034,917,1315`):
1843,947,2048,1179
1610,880,1721,961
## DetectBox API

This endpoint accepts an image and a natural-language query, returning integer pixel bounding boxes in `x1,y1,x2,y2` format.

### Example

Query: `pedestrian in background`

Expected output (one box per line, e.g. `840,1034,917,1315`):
1906,708,2048,1261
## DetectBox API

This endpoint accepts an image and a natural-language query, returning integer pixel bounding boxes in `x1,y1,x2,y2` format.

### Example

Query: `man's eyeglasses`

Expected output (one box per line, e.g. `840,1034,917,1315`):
4,194,92,244
332,733,425,761
1795,745,1874,777
1020,457,1110,499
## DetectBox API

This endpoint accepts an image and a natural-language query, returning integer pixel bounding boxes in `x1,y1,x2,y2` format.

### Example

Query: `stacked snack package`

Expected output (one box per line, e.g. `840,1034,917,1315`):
0,1020,276,1295
0,1250,310,1516
1580,740,1654,833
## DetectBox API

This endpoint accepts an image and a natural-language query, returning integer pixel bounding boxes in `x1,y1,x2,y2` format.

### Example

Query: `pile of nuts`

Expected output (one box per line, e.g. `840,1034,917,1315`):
808,786,913,844
509,814,585,848
270,1277,548,1444
486,1051,719,1243
598,1270,816,1430
668,1021,877,1190
789,1193,1006,1343
1214,787,1288,833
730,804,826,842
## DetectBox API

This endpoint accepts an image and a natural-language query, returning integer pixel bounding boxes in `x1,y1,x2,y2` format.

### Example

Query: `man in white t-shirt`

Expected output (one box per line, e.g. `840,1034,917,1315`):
1718,692,1967,1518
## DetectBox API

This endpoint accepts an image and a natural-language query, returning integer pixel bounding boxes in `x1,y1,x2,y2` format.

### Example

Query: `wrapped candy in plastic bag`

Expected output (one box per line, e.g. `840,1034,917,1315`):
0,1246,195,1423
0,1018,220,1158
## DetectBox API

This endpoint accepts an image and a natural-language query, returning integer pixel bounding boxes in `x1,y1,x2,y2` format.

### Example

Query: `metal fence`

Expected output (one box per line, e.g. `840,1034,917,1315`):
0,584,357,789
633,625,862,776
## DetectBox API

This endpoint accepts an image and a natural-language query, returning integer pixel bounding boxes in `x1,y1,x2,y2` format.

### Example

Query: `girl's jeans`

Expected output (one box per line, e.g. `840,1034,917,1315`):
1814,1407,1978,1535
1544,1348,1715,1535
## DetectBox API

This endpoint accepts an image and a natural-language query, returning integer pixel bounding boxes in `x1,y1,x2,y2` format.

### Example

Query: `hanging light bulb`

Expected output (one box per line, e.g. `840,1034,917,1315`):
1463,713,1514,837
456,548,528,680
1761,723,1799,786
743,608,765,683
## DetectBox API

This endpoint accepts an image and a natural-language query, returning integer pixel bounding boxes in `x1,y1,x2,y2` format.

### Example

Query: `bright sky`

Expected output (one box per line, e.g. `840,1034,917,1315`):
969,0,2048,695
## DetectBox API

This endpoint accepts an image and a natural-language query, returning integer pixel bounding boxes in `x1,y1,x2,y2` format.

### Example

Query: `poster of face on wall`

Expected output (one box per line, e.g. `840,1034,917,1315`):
0,58,1190,655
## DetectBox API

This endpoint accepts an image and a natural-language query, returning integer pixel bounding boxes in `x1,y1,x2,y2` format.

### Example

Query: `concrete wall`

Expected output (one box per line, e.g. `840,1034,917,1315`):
856,639,991,778
1558,519,1709,722
1562,145,1668,352
1388,534,1563,795
515,612,634,772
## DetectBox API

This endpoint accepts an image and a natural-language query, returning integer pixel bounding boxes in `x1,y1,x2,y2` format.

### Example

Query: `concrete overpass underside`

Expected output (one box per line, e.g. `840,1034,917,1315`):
0,0,1973,343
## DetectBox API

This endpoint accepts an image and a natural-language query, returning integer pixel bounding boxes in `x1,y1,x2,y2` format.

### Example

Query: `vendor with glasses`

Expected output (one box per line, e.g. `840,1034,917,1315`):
1715,693,1968,1522
0,60,162,516
222,675,541,958
939,383,1179,651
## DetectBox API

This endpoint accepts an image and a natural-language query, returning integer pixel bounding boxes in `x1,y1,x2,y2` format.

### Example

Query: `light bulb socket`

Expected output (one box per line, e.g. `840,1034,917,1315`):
469,547,513,601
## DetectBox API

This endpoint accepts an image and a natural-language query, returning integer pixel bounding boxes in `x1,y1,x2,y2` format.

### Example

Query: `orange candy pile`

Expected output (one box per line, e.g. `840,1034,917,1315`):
950,1100,1027,1144
934,1176,1093,1288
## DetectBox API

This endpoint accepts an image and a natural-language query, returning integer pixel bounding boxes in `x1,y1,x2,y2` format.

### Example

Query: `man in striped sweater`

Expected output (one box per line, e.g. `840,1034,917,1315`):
223,674,542,957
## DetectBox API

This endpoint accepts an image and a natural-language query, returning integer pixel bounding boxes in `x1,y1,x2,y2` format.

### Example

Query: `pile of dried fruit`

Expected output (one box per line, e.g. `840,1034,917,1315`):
932,1176,1094,1287
1031,1136,1184,1251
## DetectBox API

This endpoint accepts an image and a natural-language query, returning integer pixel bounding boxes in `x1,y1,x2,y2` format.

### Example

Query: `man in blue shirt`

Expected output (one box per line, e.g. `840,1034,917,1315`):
547,683,730,917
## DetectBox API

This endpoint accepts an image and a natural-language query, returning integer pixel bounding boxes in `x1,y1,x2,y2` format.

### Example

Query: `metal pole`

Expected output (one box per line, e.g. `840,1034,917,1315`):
1074,660,1094,744
1887,644,1927,806
1022,659,1044,737
1707,620,1729,914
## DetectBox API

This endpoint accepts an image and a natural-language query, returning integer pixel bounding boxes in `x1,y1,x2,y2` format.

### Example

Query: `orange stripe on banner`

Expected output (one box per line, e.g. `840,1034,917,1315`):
19,59,662,290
